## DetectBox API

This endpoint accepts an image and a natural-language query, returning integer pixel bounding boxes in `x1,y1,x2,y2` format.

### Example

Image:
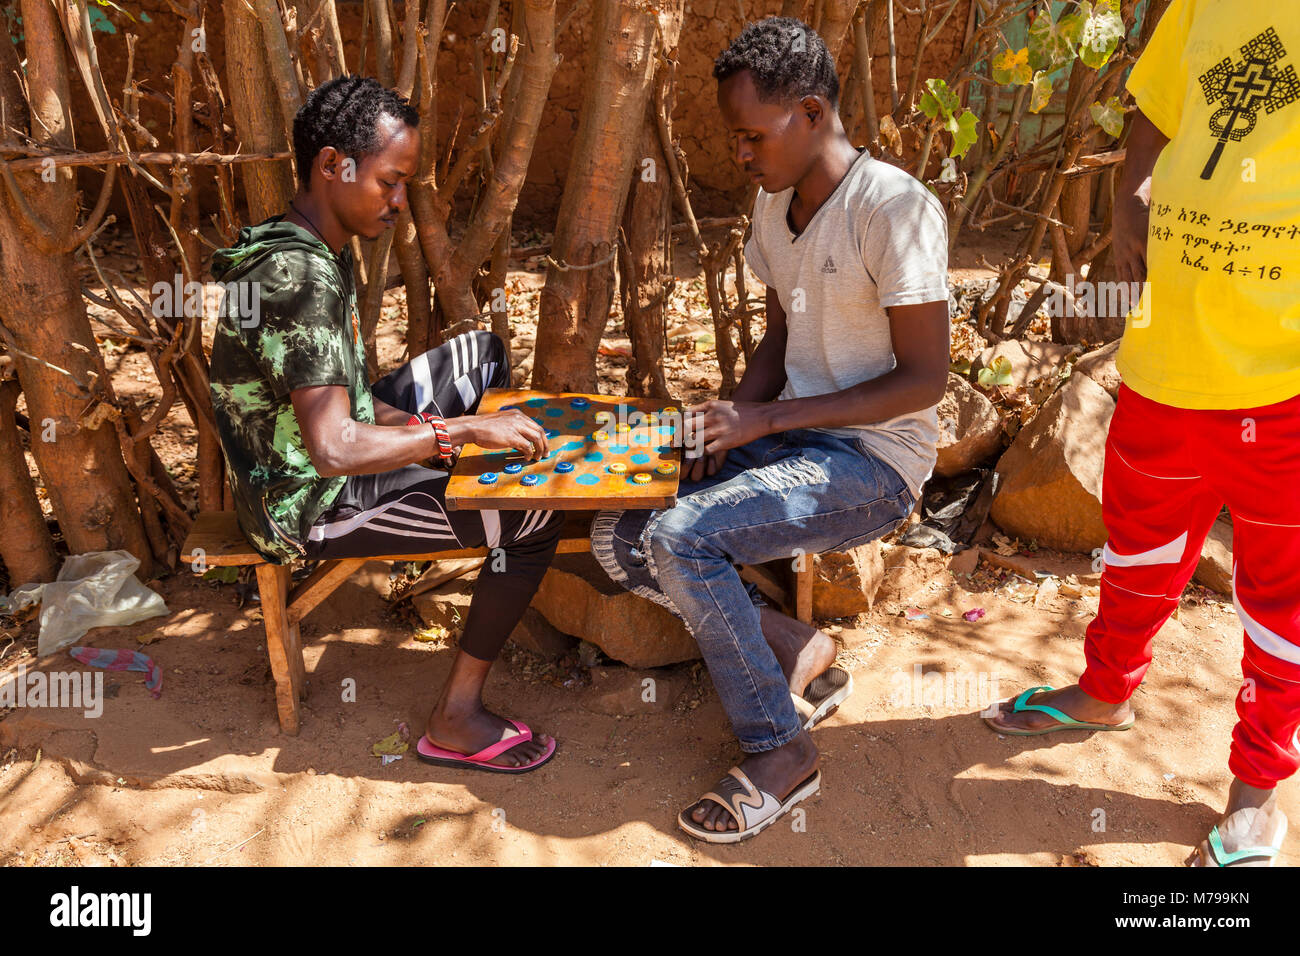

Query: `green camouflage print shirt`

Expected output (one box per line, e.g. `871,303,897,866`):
208,217,374,562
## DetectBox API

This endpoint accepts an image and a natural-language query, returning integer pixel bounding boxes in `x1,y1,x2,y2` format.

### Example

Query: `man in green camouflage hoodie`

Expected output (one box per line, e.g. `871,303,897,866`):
210,76,560,772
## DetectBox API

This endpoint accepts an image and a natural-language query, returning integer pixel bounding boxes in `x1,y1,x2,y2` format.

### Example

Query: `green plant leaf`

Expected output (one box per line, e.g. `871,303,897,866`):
202,566,239,584
1090,95,1126,137
977,355,1014,387
946,108,979,159
991,46,1033,86
1029,71,1055,114
1027,7,1080,73
1077,0,1125,69
919,77,960,120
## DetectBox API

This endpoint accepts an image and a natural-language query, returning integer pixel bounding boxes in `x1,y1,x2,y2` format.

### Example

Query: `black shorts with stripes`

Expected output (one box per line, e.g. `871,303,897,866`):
302,330,560,560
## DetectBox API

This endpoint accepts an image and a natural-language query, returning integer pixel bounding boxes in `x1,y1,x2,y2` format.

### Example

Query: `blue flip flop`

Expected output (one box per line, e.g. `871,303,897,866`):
984,684,1135,736
1201,810,1288,867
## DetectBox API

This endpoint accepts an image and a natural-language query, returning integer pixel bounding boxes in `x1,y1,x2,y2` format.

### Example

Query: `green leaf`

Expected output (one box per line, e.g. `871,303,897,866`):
977,356,1014,387
919,77,960,120
371,731,409,757
991,47,1032,86
1090,95,1126,137
1027,8,1080,73
1029,71,1055,114
1077,0,1125,69
950,357,973,375
946,108,979,159
203,566,239,584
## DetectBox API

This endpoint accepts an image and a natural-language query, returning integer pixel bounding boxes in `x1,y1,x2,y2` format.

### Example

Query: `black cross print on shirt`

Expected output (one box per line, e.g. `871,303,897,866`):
1197,26,1299,180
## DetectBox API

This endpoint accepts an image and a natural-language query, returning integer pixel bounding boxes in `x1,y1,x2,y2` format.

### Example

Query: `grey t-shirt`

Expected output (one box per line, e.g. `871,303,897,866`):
744,149,950,498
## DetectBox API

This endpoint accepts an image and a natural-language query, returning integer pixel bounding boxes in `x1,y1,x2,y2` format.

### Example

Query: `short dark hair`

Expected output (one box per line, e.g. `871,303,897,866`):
292,75,420,188
713,16,839,109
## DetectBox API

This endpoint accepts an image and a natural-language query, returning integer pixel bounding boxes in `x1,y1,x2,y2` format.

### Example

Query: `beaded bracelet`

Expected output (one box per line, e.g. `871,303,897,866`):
406,412,455,464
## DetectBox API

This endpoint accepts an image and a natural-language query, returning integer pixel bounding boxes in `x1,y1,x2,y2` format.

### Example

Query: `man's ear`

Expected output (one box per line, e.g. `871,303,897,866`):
316,146,341,183
801,95,824,128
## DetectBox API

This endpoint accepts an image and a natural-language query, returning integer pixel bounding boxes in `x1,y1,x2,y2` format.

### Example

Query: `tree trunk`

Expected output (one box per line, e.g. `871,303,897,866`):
533,0,659,392
224,0,295,223
0,0,153,570
407,0,558,352
0,379,60,585
619,0,684,399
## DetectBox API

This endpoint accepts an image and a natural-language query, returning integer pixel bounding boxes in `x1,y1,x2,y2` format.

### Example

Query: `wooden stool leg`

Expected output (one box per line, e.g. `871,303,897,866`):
795,561,813,625
255,563,304,734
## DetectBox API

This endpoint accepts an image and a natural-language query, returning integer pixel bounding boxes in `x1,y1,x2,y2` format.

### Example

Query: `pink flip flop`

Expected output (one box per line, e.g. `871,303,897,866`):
415,718,557,774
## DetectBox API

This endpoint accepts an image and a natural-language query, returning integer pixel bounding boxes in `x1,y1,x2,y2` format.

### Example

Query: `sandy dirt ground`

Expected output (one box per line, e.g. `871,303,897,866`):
4,224,1287,867
0,549,1281,867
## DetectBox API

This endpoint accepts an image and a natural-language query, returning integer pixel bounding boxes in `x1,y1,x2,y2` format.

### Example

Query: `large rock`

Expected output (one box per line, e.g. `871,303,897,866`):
530,553,699,668
935,372,1003,476
990,373,1115,553
1194,514,1232,595
812,541,884,618
509,607,579,658
974,339,1074,389
1073,340,1121,399
875,544,950,605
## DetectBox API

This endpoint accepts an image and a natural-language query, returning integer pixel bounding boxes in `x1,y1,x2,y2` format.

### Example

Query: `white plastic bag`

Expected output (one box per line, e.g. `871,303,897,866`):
7,551,168,656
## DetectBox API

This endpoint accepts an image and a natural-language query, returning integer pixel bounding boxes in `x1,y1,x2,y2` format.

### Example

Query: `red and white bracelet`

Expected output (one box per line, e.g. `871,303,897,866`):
407,412,455,463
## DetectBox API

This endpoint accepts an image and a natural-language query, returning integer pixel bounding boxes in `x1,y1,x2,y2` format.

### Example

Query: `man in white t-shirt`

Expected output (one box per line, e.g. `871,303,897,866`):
593,16,951,843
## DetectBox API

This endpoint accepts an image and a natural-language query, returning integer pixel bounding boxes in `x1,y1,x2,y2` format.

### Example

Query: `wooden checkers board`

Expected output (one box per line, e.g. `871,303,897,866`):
444,389,684,511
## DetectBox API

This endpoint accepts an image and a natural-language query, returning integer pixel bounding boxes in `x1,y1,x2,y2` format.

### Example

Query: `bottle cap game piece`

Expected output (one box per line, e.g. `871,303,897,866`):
662,406,678,415
607,462,627,474
520,474,541,486
632,472,652,484
504,462,524,474
478,472,499,484
555,461,575,473
592,431,609,443
655,462,678,476
570,397,590,409
616,423,631,433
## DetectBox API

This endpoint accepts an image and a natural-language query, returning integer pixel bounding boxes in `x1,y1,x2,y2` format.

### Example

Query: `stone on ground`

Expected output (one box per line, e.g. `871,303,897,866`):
530,553,698,667
935,372,1003,476
812,541,884,618
990,373,1115,553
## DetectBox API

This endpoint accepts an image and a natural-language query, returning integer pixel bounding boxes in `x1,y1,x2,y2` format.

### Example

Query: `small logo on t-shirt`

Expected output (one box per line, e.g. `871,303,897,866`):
820,256,837,274
1198,26,1298,180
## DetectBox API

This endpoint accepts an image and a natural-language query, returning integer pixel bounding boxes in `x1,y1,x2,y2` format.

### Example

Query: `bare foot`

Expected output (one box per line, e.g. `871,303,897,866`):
760,606,836,698
983,684,1133,734
1187,779,1287,866
686,730,819,834
424,701,553,769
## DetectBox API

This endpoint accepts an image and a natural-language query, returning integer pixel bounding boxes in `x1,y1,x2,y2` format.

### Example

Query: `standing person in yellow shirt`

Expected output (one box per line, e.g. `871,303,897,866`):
985,0,1300,866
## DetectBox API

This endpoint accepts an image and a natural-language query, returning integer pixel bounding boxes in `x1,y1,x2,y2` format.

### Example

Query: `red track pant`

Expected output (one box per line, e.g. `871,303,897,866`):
1079,385,1300,789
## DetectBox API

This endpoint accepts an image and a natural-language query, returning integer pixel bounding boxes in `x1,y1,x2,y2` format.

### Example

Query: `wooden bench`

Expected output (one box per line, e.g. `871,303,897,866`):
181,510,812,734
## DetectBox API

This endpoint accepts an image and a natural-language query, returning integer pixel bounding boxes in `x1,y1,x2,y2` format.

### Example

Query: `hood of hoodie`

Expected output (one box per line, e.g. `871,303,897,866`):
209,216,346,284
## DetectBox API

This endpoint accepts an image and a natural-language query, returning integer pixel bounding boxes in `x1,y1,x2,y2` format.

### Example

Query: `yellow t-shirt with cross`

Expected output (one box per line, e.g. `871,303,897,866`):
1117,0,1300,409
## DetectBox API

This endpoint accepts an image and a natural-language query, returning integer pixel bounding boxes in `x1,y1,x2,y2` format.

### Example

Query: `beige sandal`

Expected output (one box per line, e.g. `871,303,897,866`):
678,766,822,844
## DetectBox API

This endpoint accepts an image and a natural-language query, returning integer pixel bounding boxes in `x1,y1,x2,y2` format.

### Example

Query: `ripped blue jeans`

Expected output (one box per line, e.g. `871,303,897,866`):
592,428,916,752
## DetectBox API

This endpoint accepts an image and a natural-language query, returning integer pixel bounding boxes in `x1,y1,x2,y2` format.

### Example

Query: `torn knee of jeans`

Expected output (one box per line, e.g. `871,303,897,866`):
689,484,759,509
750,456,828,499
